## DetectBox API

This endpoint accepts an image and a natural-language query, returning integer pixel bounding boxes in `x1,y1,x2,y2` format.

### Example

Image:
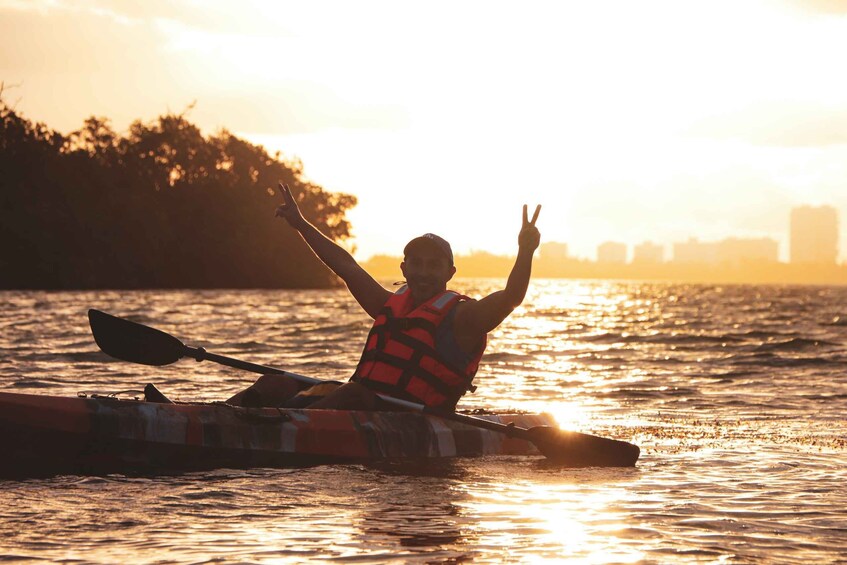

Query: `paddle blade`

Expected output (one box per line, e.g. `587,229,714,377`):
88,309,187,366
526,426,640,467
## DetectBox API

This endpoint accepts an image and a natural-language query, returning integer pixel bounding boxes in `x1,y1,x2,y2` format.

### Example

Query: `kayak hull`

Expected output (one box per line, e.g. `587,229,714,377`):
0,392,557,478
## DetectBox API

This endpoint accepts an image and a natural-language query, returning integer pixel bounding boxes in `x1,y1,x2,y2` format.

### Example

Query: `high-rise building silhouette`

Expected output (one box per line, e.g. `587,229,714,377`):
672,237,777,265
673,238,718,264
790,205,838,264
597,241,627,264
633,241,664,263
717,237,778,265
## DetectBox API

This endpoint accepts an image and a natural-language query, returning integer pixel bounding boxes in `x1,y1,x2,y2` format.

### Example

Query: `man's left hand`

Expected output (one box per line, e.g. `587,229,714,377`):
519,204,541,252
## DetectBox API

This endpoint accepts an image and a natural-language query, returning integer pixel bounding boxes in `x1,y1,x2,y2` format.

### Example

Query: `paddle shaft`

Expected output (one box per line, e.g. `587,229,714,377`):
183,344,530,438
185,345,321,386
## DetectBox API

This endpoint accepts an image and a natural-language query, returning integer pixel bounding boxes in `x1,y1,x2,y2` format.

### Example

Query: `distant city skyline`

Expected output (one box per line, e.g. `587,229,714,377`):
364,201,846,283
543,205,841,266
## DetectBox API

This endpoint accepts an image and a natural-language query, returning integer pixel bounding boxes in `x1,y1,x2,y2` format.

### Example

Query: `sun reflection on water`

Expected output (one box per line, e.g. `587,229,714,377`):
529,400,594,432
459,480,646,564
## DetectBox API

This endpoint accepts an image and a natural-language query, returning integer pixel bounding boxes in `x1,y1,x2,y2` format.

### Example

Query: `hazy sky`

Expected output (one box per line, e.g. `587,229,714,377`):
3,0,847,261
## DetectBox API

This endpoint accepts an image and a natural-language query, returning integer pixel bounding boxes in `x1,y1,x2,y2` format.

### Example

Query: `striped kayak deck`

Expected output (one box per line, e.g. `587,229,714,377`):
0,391,556,478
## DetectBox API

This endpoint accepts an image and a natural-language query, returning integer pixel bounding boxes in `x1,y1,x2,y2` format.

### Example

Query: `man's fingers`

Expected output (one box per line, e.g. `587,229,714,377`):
521,204,541,226
278,181,296,210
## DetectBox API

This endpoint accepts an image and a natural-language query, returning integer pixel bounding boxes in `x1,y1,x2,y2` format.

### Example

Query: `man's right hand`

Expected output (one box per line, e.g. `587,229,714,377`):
275,182,306,229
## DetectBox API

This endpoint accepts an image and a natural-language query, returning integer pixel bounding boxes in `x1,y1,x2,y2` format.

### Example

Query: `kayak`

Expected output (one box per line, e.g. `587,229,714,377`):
0,391,561,478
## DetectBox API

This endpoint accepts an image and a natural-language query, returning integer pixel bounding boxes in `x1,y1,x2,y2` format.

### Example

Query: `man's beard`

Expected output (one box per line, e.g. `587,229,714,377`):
407,277,443,299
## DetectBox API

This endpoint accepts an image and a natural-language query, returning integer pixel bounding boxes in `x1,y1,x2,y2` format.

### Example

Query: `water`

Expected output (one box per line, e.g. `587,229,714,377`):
1,281,845,563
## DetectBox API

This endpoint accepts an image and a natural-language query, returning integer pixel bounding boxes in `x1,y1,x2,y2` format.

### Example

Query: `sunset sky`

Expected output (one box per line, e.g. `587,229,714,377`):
3,0,847,262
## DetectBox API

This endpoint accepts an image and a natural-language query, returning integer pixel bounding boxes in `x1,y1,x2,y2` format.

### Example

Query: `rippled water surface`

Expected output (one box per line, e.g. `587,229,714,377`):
1,281,846,563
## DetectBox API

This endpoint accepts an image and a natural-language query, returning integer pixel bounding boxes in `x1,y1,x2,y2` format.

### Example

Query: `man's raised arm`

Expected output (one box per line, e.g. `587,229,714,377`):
275,182,391,318
454,205,541,339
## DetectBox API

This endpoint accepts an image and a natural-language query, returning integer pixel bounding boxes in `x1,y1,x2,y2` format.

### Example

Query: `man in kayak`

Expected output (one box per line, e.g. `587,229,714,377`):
228,182,541,411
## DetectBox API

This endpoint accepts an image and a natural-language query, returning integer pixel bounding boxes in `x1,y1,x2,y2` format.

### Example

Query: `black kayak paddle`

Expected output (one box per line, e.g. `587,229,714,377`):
88,309,640,467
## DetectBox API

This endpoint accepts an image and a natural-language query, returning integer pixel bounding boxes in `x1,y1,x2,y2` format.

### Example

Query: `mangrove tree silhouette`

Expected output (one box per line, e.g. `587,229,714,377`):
0,91,356,289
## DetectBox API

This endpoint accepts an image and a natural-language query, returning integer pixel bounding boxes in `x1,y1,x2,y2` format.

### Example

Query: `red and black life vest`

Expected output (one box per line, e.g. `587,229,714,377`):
350,286,486,410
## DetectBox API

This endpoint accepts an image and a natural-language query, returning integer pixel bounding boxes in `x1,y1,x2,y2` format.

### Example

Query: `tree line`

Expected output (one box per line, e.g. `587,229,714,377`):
0,89,355,289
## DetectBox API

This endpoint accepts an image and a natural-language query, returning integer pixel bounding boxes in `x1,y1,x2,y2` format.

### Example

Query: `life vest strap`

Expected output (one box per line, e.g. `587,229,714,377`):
371,317,437,335
358,349,471,398
377,330,470,378
394,348,425,396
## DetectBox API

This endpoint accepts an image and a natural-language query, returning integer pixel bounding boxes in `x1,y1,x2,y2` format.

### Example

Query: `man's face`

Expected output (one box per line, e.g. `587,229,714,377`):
401,248,456,304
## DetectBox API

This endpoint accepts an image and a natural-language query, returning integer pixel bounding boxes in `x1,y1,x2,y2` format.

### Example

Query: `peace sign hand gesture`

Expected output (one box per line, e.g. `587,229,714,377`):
275,182,306,229
519,204,541,252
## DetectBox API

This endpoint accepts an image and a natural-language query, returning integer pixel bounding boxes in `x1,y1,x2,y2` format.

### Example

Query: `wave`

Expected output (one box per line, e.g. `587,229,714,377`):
727,330,798,340
581,332,745,346
581,332,624,343
754,338,840,352
703,370,757,380
801,393,847,401
716,352,843,368
12,379,59,388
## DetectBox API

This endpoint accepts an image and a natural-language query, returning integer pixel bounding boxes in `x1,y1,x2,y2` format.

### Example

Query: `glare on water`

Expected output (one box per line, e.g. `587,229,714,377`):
1,281,846,563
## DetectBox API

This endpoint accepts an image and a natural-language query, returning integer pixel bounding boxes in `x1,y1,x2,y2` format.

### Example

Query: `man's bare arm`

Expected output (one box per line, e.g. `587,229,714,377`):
276,182,390,318
454,205,541,341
